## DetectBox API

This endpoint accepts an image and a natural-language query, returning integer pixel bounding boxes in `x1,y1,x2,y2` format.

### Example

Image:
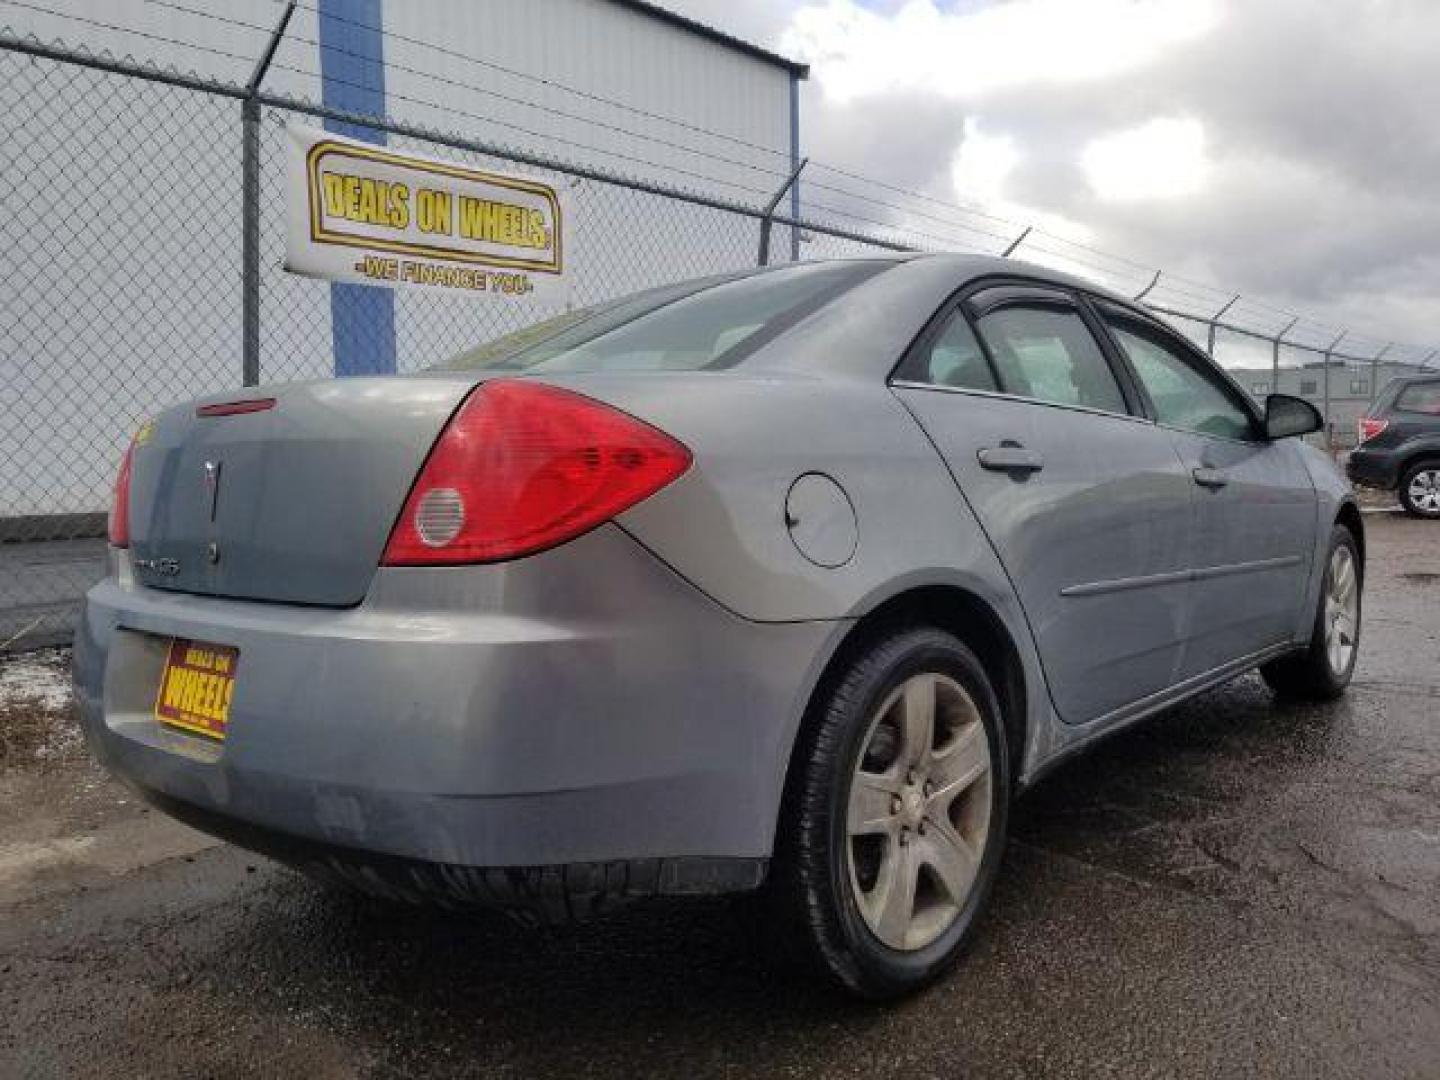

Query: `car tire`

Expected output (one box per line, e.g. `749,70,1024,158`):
1398,460,1440,518
1260,524,1361,701
770,626,1010,999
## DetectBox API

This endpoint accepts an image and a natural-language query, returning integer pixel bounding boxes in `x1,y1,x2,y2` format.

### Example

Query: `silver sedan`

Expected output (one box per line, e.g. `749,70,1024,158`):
74,255,1363,998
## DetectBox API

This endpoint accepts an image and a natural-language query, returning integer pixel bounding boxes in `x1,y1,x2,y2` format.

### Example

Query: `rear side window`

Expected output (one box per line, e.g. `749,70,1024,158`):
897,310,998,392
438,261,887,373
975,305,1127,413
1105,320,1254,440
1397,382,1440,414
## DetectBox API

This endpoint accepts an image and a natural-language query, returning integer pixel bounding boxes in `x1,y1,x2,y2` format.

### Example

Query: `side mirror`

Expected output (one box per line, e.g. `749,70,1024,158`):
1264,393,1323,440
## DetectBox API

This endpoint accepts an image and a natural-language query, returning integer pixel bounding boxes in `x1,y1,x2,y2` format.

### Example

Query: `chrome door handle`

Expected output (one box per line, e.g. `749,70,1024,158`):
977,445,1044,473
1192,467,1228,489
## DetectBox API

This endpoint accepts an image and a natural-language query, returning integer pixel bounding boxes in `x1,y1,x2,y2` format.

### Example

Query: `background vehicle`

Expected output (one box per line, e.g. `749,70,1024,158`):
1349,374,1440,517
74,255,1363,999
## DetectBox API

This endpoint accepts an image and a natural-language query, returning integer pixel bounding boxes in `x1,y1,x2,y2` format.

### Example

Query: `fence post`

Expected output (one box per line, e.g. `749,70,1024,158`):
1369,343,1392,407
1206,294,1241,358
757,157,807,267
1001,226,1031,257
1322,330,1347,453
1133,270,1162,302
241,2,296,387
1272,316,1299,396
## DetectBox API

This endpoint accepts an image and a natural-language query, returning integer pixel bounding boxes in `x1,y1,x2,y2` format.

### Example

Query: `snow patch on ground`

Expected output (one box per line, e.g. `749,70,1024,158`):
0,648,82,766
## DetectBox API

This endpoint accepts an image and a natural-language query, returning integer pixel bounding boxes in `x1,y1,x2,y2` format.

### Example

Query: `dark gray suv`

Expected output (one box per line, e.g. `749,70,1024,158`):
1348,375,1440,517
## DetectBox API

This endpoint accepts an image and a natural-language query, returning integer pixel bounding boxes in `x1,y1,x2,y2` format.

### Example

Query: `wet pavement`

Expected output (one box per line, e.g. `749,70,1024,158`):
2,512,1438,1078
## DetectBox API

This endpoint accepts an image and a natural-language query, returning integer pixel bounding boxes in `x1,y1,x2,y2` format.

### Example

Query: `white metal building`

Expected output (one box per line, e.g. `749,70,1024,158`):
2,0,807,516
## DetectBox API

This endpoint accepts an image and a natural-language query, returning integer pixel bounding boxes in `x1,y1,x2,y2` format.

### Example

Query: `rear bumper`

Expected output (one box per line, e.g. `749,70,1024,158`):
73,526,837,881
1346,447,1397,489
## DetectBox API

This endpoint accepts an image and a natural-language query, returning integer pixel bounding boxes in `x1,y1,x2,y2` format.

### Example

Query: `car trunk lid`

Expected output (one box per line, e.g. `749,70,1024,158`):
127,375,475,605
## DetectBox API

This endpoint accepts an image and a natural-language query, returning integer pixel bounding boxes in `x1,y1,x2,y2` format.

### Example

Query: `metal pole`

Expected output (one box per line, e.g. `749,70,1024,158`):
1206,294,1242,358
1272,316,1299,397
241,1,296,387
1369,344,1392,407
1001,226,1032,258
1321,330,1347,454
757,157,808,267
1133,270,1162,302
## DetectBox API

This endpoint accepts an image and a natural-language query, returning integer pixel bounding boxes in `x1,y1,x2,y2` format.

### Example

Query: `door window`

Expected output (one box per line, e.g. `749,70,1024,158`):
974,306,1127,414
1105,320,1255,440
895,310,998,392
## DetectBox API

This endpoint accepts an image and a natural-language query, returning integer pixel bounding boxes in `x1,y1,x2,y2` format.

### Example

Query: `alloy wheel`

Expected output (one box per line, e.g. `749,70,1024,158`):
1408,469,1440,515
1324,544,1360,676
846,673,992,952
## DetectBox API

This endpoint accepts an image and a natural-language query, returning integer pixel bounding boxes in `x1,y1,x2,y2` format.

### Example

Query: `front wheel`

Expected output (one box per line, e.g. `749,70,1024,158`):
1261,524,1361,700
771,627,1010,999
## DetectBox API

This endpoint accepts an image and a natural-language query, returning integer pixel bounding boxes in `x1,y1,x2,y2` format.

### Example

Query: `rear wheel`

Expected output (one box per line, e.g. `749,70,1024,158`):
1399,461,1440,518
1261,525,1361,700
772,627,1009,999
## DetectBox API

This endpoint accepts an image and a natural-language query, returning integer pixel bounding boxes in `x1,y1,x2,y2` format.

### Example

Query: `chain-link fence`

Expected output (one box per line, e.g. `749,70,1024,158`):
2,26,1436,652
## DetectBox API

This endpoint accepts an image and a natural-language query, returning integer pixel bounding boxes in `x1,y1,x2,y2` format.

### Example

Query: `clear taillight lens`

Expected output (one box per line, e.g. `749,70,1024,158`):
1357,417,1388,444
381,381,691,565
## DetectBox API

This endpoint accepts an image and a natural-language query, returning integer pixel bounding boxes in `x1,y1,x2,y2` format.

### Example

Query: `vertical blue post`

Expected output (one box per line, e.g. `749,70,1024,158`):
318,0,396,376
788,73,801,261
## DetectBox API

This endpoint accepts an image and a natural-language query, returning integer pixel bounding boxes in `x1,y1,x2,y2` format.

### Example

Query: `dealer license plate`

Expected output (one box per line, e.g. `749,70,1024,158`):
153,638,239,741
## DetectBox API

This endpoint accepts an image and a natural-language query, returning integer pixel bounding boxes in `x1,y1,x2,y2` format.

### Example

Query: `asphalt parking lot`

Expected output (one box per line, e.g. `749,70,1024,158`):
1,510,1437,1079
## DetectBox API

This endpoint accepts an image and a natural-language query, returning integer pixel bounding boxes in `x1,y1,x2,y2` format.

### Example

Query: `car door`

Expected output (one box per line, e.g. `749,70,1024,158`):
891,285,1196,726
1093,303,1316,677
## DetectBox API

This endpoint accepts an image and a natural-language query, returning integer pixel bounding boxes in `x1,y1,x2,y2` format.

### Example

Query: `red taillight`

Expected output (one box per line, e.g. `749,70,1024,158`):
108,438,135,548
1358,417,1388,444
381,381,691,565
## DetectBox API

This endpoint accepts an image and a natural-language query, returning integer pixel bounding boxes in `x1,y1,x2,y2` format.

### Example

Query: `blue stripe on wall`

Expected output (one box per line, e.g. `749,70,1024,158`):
317,0,396,377
789,73,801,261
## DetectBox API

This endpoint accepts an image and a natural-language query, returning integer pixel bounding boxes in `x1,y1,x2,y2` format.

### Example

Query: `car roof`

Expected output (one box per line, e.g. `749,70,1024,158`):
743,253,1151,379
832,251,1135,306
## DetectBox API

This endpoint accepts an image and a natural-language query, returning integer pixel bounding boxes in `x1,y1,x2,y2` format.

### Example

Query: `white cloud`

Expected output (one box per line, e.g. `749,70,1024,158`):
950,118,1017,204
664,0,1440,347
947,119,1096,244
783,0,1219,103
1080,117,1211,202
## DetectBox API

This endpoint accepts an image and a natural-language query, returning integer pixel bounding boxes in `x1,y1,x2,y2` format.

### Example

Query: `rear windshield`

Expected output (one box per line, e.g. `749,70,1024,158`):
437,260,889,373
1396,380,1440,415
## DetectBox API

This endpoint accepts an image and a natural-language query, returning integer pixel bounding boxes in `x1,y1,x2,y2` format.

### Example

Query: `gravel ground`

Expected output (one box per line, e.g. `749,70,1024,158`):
1,511,1437,1079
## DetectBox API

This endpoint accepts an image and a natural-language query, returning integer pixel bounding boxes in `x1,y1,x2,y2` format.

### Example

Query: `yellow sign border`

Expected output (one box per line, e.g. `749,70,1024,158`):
305,140,564,275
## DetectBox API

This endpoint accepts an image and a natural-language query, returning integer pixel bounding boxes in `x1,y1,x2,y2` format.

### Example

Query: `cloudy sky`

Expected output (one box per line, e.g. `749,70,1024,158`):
664,0,1440,354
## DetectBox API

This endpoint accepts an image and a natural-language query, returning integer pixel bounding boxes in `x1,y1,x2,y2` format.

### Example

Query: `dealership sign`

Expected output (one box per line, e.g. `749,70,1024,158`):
285,123,569,301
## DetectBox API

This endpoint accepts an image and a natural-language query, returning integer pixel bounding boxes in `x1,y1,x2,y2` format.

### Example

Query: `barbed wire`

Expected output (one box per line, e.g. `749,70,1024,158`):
137,0,799,188
1,0,1436,364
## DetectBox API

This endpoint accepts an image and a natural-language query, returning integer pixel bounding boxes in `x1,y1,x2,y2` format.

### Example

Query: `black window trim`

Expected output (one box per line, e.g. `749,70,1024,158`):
1086,296,1267,445
888,273,1149,422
